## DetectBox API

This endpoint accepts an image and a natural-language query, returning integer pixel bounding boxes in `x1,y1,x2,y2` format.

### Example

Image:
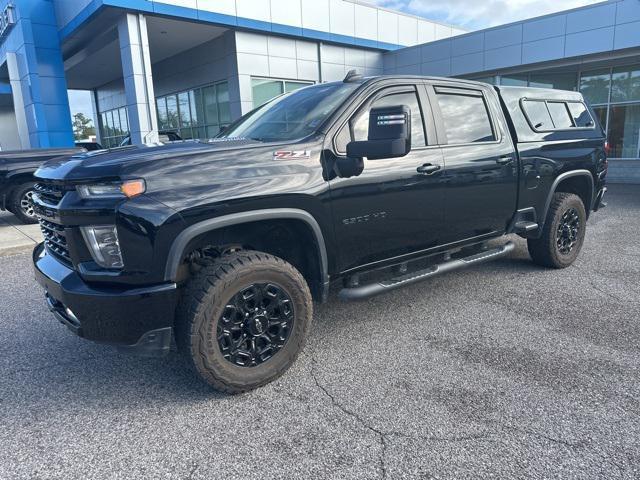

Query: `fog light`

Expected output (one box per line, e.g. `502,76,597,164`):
81,225,124,269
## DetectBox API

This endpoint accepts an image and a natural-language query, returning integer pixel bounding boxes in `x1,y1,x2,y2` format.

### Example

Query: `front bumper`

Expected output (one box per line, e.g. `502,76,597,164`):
33,243,178,355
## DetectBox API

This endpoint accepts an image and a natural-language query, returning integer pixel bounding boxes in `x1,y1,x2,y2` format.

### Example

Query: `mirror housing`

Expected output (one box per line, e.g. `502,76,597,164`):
346,105,411,160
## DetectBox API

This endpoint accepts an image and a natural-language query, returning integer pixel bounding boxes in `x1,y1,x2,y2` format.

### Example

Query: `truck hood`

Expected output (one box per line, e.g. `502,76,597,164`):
34,139,264,182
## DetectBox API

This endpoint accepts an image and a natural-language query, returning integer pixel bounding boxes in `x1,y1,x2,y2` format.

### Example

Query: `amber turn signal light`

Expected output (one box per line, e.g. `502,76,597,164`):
121,179,146,198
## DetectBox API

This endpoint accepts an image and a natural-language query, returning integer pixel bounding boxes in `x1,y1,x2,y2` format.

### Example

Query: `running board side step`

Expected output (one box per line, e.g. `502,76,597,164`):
339,241,515,301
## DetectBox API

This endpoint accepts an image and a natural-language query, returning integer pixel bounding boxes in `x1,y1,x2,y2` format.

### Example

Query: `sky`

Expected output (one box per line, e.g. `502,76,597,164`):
67,89,95,127
366,0,602,30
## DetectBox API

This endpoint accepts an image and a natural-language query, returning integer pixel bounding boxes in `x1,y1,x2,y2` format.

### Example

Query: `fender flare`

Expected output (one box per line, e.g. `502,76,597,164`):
1,171,36,209
6,169,37,182
164,208,330,286
541,169,594,223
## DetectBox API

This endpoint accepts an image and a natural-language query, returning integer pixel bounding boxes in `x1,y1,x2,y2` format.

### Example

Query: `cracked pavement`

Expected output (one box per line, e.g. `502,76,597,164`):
0,185,639,479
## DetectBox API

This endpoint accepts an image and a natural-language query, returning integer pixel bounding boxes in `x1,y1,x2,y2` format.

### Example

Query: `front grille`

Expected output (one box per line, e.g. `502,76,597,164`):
39,219,72,265
34,183,69,206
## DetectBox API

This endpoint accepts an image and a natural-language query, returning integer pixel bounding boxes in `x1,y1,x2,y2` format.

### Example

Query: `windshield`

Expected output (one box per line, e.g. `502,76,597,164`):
218,82,360,142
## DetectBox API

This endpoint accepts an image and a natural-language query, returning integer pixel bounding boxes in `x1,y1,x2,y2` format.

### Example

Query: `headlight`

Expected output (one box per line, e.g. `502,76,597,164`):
77,179,145,199
81,225,124,269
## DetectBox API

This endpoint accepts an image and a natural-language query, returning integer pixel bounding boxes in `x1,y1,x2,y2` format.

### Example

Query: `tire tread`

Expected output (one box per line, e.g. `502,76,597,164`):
175,250,312,394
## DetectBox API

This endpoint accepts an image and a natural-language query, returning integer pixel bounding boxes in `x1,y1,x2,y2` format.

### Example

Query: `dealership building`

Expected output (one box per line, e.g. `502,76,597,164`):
1,0,640,182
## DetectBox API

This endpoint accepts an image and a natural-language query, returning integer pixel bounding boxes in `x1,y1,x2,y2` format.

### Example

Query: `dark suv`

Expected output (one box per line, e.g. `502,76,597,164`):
32,74,607,393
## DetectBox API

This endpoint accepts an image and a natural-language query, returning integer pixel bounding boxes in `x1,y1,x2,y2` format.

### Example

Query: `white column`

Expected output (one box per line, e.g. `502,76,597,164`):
6,52,31,149
118,13,158,145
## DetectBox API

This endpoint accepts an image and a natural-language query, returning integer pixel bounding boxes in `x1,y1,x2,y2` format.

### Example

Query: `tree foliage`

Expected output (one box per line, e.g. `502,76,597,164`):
72,113,96,140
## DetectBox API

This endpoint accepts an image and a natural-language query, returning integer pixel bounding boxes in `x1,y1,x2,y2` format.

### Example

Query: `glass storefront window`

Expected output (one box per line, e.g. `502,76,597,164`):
608,104,640,158
470,76,497,85
593,106,608,132
155,81,231,140
529,73,577,91
203,85,218,127
252,79,284,108
217,82,231,124
252,78,314,108
580,69,611,105
500,75,528,87
611,65,640,103
165,95,179,129
156,98,168,130
99,107,130,147
178,92,192,139
284,81,311,93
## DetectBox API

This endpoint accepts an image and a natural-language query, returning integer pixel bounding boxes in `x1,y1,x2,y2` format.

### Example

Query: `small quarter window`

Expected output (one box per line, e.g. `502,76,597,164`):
547,102,573,129
567,102,595,128
522,100,554,131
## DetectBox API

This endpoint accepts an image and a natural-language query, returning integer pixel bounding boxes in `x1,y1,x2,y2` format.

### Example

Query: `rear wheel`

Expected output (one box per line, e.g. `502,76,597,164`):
176,250,313,393
10,182,38,224
527,192,587,268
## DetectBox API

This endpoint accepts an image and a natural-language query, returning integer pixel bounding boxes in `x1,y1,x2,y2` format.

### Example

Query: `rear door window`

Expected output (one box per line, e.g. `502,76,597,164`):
435,90,496,144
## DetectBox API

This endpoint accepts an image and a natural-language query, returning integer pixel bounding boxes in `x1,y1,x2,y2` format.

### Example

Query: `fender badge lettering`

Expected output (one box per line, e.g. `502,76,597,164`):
342,211,387,225
273,150,311,160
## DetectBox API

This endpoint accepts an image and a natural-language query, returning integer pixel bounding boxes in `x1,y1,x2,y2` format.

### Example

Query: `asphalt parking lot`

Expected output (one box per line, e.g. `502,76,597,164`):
1,185,639,480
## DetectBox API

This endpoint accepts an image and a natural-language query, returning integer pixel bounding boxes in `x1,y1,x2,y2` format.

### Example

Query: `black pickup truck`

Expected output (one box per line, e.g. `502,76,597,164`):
31,74,607,393
0,148,85,223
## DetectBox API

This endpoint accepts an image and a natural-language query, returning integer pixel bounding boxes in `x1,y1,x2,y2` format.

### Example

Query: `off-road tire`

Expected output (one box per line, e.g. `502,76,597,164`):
10,182,38,224
527,192,587,269
175,250,313,394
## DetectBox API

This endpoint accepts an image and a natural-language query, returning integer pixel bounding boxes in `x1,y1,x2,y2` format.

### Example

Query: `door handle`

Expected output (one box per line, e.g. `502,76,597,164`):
496,156,514,165
416,163,441,175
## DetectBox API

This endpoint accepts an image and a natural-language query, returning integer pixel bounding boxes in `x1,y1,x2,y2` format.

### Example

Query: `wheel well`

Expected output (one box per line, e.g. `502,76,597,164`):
554,175,593,217
179,219,324,300
4,174,35,201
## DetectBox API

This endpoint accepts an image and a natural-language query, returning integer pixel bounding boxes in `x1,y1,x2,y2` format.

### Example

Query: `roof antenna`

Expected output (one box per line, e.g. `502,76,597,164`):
343,69,363,83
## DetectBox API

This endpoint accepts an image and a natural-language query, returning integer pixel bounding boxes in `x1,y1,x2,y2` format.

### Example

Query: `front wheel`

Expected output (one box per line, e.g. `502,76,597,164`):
528,192,587,269
176,250,313,393
10,182,39,224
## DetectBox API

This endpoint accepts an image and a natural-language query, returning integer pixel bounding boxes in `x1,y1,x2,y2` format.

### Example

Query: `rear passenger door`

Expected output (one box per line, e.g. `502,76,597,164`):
429,84,518,243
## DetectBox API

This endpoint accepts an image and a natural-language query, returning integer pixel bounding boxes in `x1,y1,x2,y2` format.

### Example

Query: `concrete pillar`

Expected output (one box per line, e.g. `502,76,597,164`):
6,53,30,149
1,0,74,149
118,13,158,145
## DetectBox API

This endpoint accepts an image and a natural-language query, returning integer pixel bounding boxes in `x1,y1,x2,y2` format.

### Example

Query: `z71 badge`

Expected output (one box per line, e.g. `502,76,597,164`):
273,150,311,160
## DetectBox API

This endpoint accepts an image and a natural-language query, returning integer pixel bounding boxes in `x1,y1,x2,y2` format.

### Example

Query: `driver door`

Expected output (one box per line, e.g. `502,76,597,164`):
328,84,446,273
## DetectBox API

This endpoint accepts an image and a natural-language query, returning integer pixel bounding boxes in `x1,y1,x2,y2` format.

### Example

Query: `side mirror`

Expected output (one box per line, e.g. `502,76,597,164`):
346,105,411,160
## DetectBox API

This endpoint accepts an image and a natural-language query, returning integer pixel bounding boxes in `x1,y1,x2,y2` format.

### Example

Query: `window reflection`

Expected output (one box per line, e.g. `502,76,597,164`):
437,93,495,144
608,104,640,158
251,77,314,109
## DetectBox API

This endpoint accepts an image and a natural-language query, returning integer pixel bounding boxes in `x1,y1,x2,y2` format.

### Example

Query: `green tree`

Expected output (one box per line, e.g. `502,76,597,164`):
72,112,96,140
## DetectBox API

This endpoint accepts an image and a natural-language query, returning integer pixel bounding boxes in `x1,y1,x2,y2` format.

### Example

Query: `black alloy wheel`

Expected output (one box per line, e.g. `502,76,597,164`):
556,207,580,255
528,192,587,269
176,250,313,394
217,282,294,367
